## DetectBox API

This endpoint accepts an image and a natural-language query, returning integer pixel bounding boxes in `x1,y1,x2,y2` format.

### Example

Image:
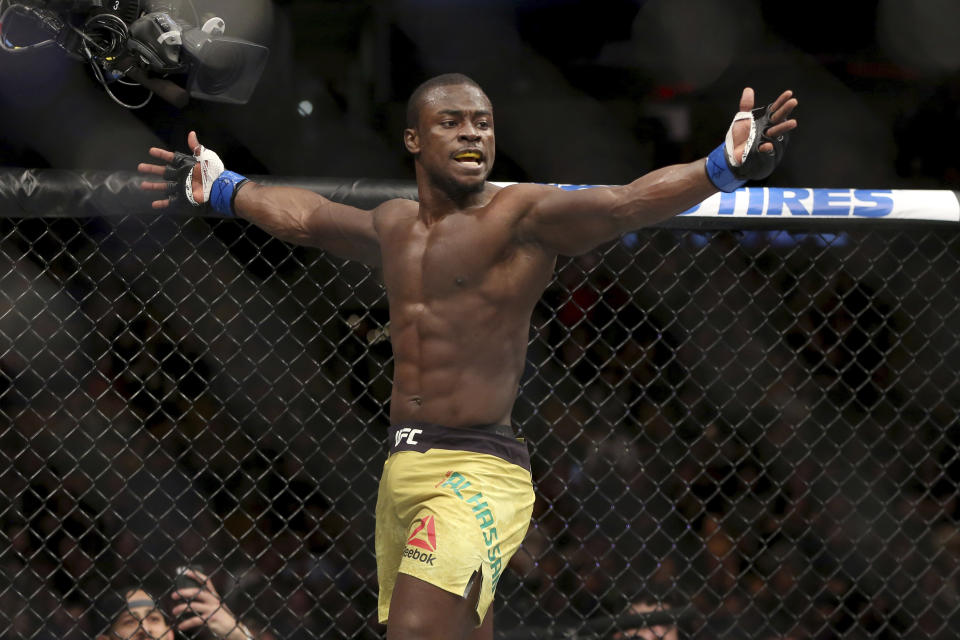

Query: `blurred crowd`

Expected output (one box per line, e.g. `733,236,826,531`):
497,232,960,639
1,222,959,639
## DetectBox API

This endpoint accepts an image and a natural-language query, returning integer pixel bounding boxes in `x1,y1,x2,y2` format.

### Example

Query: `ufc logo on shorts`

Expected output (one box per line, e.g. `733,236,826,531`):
395,427,422,446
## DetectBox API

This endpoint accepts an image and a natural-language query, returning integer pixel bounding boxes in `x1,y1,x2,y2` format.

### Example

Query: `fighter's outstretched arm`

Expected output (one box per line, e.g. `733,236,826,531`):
514,88,797,256
139,131,381,266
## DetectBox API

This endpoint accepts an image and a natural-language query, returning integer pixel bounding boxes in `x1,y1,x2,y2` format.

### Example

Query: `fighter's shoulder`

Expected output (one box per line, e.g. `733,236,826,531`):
487,182,557,214
370,197,418,227
491,182,556,200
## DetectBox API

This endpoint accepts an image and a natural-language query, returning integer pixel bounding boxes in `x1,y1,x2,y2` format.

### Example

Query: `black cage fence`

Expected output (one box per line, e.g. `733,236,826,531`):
1,175,959,640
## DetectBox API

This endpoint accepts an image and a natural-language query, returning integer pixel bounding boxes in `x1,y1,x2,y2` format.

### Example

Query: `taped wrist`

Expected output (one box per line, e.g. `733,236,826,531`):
210,171,249,217
706,143,745,193
162,145,237,213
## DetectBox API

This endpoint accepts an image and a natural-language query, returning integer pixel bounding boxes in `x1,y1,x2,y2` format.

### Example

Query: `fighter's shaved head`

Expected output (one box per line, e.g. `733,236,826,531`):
406,73,487,129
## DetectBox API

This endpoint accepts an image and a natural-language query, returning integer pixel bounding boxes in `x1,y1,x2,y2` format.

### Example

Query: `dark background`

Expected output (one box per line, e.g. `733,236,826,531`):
1,0,959,190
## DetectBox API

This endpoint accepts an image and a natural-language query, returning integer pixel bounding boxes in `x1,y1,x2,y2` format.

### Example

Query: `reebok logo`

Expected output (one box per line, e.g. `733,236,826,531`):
407,515,438,552
402,547,436,565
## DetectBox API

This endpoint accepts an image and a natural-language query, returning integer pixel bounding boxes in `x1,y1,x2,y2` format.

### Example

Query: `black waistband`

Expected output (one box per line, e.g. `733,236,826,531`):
388,422,530,472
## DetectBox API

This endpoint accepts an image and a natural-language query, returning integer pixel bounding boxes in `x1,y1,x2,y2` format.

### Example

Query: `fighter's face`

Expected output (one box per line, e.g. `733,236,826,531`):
405,84,495,194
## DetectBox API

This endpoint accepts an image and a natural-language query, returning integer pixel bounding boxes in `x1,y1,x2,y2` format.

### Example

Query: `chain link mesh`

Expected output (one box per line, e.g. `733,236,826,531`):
1,215,959,639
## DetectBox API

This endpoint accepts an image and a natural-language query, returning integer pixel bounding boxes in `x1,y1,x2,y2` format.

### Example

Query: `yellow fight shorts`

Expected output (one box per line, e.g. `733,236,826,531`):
375,423,534,626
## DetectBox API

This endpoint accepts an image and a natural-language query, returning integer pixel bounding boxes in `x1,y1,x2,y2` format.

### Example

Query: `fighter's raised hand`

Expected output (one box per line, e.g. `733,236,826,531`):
731,88,797,155
707,88,798,192
138,131,248,216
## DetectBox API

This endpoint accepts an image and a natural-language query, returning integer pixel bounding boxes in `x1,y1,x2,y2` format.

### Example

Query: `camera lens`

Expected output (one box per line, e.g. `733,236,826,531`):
194,40,244,95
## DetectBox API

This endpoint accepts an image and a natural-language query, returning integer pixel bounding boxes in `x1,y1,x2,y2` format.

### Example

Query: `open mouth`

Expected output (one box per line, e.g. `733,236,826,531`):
453,150,484,166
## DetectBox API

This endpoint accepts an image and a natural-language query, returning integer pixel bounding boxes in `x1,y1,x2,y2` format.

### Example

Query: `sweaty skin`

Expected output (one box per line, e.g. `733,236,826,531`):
373,188,554,427
377,84,550,426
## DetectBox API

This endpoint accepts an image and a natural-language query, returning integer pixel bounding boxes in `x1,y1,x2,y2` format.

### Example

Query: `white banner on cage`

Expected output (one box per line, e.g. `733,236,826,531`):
679,188,960,221
490,184,960,222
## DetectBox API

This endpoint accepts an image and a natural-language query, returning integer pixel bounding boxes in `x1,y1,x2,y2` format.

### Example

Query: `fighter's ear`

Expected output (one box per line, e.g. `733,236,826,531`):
403,128,420,155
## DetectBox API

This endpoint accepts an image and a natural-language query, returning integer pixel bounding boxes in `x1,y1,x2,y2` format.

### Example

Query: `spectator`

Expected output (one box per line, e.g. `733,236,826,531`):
615,599,679,640
93,569,255,640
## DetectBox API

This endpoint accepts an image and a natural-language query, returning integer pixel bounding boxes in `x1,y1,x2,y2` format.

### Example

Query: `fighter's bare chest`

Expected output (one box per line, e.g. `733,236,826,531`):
378,215,510,296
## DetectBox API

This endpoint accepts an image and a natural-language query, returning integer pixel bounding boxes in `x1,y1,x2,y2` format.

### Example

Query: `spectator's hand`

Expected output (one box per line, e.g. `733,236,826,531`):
138,131,207,210
171,569,252,640
729,88,798,159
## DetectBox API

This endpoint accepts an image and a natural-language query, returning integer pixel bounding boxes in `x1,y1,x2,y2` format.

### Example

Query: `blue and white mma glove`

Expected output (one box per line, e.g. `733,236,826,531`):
706,102,790,192
164,144,248,216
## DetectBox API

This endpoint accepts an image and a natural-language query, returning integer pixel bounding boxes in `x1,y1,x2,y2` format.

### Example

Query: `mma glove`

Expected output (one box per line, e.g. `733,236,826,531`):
163,145,249,217
706,102,790,192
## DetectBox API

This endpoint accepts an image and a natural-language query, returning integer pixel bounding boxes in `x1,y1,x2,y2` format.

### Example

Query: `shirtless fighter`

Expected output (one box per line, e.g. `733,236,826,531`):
138,73,797,640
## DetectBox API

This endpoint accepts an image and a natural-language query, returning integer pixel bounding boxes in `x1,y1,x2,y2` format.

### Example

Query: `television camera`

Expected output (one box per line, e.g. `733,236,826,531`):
0,0,269,107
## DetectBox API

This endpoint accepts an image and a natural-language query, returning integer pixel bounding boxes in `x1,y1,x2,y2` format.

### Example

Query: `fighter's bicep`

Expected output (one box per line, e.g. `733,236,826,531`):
303,200,382,266
515,185,624,256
